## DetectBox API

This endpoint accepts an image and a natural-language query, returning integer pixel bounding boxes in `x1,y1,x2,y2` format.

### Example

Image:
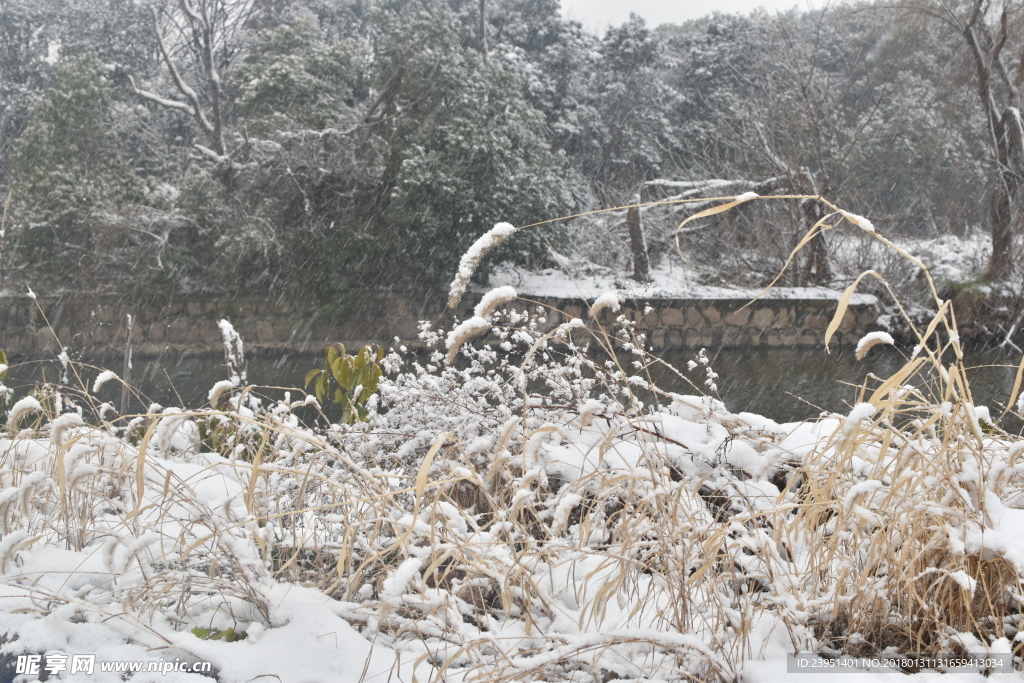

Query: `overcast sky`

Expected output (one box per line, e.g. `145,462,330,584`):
559,0,817,32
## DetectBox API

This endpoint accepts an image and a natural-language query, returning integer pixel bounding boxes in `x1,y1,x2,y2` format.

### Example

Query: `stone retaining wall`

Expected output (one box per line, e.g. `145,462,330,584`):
526,296,879,349
0,292,879,358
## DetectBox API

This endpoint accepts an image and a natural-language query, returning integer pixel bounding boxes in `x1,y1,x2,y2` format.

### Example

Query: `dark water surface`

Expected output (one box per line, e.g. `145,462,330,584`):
5,346,1024,426
3,352,323,414
656,346,1024,426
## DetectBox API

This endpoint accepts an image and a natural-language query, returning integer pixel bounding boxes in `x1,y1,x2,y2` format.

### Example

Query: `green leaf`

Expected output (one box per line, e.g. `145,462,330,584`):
326,343,344,367
338,357,356,389
316,374,329,402
304,368,321,388
192,627,246,642
367,364,382,392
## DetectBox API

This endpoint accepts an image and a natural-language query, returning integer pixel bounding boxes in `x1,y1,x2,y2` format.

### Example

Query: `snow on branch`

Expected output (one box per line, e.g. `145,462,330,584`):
127,76,195,116
193,144,229,165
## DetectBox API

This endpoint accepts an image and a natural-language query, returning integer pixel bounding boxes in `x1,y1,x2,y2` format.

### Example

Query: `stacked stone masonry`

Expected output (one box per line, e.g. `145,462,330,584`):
0,293,879,358
526,297,879,350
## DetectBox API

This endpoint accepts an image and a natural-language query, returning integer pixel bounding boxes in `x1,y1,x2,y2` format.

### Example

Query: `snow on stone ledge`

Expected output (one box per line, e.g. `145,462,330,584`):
481,264,879,306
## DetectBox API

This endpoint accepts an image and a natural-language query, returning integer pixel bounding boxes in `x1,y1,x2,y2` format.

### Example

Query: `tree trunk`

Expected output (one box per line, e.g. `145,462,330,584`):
121,315,133,417
794,169,832,286
627,198,651,283
478,0,487,56
986,107,1024,281
801,200,833,285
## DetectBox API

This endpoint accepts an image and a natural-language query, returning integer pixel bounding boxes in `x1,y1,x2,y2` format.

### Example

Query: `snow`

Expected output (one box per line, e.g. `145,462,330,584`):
0,581,425,683
1,387,1021,681
842,210,877,234
381,557,424,599
484,261,879,305
842,402,877,433
735,191,759,202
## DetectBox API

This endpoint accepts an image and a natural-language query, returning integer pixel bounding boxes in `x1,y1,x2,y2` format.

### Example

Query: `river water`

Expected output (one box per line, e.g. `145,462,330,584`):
656,346,1024,426
4,346,1023,427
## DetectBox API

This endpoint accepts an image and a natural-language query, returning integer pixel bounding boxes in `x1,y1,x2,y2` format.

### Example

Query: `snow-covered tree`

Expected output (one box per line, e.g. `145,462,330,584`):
10,54,146,285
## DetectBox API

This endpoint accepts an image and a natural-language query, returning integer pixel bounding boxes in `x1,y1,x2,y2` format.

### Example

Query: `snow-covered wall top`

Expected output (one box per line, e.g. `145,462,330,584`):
484,265,879,306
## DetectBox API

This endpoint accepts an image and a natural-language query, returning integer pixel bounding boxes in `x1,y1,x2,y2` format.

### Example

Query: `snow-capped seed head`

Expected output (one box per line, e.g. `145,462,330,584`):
218,319,246,386
92,370,119,393
590,292,620,318
445,316,491,363
448,222,517,309
474,285,518,319
50,413,84,447
209,379,236,407
7,396,42,432
855,331,895,361
0,530,29,573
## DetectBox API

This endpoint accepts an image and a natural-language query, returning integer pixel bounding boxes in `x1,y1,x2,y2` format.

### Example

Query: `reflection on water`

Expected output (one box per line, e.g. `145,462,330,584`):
5,345,1024,427
655,346,1024,427
4,352,322,413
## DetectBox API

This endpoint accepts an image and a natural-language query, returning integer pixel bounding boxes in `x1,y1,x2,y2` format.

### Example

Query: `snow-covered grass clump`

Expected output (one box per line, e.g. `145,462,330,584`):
0,292,1023,681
